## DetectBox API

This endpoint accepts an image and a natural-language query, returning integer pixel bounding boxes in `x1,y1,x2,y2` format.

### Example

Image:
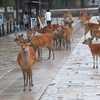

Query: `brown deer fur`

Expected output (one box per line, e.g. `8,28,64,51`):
83,14,92,22
68,12,73,21
35,24,60,34
91,29,100,40
78,16,87,24
14,34,25,45
27,31,54,61
16,36,37,91
63,26,73,49
63,13,68,20
51,26,71,50
83,38,100,69
62,20,74,28
84,23,100,40
78,12,92,24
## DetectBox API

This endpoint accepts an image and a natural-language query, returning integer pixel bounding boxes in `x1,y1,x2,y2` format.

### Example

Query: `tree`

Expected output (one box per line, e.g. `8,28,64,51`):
0,0,15,7
8,0,16,7
0,0,3,7
0,0,16,20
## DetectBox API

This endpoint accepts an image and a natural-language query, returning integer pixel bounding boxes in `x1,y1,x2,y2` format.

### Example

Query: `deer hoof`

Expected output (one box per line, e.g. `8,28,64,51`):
25,84,28,86
29,89,32,91
23,89,26,91
37,59,40,62
96,66,98,69
93,66,95,69
31,84,34,86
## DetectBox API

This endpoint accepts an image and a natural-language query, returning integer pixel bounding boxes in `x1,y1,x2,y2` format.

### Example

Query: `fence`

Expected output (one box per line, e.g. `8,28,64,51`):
0,20,23,37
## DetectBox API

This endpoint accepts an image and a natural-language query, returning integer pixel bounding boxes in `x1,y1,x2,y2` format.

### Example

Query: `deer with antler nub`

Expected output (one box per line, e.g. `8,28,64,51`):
14,32,37,91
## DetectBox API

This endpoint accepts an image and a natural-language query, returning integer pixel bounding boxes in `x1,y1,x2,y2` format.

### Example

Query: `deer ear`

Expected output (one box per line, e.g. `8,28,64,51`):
27,40,32,45
72,21,74,23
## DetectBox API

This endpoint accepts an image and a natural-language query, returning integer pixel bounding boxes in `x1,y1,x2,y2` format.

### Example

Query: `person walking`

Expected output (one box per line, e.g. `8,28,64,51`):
45,9,51,25
23,11,29,29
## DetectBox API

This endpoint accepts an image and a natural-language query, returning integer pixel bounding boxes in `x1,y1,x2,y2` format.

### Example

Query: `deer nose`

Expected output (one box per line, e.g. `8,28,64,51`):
22,48,25,50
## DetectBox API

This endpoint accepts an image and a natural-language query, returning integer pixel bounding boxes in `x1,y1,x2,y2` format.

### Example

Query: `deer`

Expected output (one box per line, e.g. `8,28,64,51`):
84,23,100,40
81,14,93,23
51,25,71,50
79,11,92,24
68,12,73,21
80,11,87,16
91,29,100,40
27,28,55,61
14,32,37,91
62,20,74,28
14,34,25,45
78,16,87,24
34,23,60,34
83,37,100,69
63,13,68,21
63,26,73,49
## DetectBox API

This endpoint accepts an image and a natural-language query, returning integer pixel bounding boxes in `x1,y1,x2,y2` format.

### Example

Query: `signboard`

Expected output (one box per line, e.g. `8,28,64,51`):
30,18,37,28
0,14,3,25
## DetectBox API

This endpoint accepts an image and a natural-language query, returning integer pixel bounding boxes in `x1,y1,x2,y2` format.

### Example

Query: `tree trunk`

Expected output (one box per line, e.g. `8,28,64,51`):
16,0,19,20
81,0,84,8
4,0,8,20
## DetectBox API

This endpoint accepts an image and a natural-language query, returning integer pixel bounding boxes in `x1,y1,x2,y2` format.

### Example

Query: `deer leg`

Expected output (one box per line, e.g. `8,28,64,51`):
47,47,51,59
56,39,58,50
37,48,41,62
22,72,26,91
67,37,71,50
51,45,55,60
84,33,86,40
29,69,33,86
31,72,34,86
59,39,61,50
40,49,42,59
25,72,28,86
63,39,65,49
93,55,95,69
96,55,98,68
52,49,55,60
29,71,32,91
65,38,68,50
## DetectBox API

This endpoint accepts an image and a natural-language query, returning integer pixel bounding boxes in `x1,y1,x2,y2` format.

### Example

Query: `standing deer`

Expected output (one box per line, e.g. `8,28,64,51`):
27,28,55,61
83,38,100,69
14,32,37,91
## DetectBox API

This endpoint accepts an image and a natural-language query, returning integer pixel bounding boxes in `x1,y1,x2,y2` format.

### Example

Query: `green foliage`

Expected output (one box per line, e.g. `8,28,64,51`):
0,0,3,7
0,0,15,7
53,0,75,7
53,0,91,7
8,0,15,7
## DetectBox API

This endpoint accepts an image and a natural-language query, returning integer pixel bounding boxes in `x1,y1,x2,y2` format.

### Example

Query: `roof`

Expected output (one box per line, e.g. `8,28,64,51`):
25,1,47,5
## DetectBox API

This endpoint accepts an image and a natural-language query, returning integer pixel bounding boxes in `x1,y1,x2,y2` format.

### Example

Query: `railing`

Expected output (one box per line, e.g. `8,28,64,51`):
0,20,24,37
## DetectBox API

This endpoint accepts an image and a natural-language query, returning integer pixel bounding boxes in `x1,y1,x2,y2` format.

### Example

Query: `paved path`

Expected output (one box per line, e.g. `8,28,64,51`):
0,17,99,100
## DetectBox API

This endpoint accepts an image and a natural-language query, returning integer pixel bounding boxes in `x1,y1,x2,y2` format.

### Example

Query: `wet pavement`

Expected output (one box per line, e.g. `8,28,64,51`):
0,17,100,100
